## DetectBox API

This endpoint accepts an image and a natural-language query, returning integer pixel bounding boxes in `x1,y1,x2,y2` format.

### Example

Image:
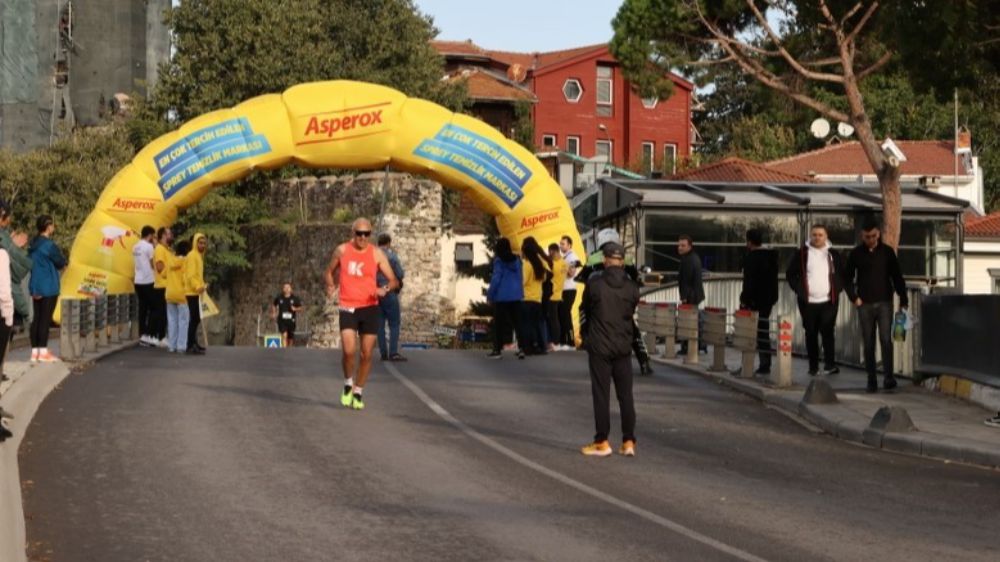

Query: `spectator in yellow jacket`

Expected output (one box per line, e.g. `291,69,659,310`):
520,236,551,356
165,240,190,354
184,233,208,354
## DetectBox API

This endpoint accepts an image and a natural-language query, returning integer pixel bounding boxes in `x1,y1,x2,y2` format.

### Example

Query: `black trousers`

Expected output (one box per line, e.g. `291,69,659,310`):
589,353,636,443
492,301,521,354
0,320,12,368
558,290,576,346
186,295,201,349
755,306,773,369
520,301,544,353
545,300,561,349
799,301,837,371
30,296,58,348
135,283,155,338
150,288,167,340
858,302,893,379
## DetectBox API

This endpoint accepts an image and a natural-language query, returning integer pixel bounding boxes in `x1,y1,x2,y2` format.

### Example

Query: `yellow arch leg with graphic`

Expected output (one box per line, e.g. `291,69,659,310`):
60,81,582,321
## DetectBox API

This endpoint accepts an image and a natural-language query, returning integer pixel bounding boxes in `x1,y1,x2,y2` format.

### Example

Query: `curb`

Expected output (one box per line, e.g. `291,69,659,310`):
0,342,137,562
651,356,1000,470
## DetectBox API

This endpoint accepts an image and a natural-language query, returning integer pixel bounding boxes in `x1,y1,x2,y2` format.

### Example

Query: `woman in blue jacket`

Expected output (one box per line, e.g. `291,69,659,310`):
486,238,524,359
28,215,66,362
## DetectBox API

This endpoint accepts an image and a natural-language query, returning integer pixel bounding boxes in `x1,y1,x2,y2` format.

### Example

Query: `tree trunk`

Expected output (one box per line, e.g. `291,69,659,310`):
843,76,902,249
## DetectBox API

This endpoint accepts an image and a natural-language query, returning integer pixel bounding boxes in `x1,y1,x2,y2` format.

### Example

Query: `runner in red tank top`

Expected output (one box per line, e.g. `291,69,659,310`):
324,218,399,410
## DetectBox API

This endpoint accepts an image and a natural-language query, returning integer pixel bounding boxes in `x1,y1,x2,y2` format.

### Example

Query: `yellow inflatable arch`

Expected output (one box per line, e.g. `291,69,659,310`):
61,80,582,309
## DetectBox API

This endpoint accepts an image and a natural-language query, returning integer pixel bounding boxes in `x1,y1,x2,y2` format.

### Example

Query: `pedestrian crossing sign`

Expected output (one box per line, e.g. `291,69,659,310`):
264,334,283,348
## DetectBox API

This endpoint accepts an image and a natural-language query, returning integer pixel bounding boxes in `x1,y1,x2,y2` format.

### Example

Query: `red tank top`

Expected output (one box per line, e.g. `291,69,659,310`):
339,243,378,309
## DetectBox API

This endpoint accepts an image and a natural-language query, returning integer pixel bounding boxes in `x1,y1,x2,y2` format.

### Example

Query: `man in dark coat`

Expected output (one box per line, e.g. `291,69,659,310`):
844,221,908,393
580,243,640,458
677,234,706,354
740,229,779,374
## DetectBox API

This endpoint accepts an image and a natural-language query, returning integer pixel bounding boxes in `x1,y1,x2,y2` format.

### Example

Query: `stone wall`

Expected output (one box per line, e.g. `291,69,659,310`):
230,172,452,348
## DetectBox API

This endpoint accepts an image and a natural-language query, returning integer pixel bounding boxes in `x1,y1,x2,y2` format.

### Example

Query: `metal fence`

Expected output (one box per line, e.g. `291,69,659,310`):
59,294,139,360
640,275,924,376
919,294,1000,386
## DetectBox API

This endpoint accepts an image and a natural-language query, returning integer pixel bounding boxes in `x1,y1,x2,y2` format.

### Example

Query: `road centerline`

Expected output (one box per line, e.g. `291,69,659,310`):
384,362,769,562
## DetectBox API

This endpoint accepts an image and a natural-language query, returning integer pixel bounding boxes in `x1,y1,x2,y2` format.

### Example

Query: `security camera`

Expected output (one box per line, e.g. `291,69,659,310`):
881,138,907,167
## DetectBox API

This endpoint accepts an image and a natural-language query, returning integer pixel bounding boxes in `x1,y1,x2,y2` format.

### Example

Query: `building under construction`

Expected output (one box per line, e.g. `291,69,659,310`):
0,0,171,151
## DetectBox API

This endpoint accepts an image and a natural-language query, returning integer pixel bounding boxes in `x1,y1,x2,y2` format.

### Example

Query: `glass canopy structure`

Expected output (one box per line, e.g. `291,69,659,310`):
575,179,969,288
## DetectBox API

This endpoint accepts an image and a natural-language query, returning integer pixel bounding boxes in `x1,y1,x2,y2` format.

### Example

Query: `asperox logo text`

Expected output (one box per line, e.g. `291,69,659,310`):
299,103,391,145
520,209,559,230
109,197,157,213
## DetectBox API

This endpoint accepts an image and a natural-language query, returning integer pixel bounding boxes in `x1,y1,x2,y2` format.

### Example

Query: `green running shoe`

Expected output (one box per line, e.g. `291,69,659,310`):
340,385,353,407
351,393,365,411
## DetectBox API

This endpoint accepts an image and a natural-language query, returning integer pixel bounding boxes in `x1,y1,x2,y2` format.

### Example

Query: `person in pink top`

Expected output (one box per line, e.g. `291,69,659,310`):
0,246,15,441
324,218,399,411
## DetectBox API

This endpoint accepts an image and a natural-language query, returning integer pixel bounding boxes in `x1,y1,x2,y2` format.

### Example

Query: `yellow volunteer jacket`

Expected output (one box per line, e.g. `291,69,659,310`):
184,233,206,297
549,258,567,302
165,254,187,304
153,243,172,289
522,257,550,303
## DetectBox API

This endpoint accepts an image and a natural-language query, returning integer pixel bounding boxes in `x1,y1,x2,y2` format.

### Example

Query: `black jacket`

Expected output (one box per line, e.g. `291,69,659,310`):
786,244,845,304
580,266,639,358
844,242,909,307
740,248,779,311
678,251,705,305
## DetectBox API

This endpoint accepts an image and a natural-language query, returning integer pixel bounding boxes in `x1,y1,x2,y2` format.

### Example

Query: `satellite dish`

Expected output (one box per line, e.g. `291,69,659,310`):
837,122,855,137
810,118,830,138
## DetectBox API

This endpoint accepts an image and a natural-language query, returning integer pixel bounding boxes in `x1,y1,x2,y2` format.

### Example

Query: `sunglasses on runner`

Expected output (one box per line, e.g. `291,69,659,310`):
354,230,372,237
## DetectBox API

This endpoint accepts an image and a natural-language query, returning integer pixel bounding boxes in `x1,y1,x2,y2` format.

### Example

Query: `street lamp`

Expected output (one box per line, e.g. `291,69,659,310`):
597,123,612,175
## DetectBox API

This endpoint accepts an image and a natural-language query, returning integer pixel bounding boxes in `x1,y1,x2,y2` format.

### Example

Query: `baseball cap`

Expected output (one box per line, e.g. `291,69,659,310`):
602,242,625,259
595,228,621,249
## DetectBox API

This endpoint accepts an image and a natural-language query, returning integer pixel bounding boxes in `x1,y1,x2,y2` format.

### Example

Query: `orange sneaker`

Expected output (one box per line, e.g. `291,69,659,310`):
581,440,612,457
619,440,636,457
37,350,58,363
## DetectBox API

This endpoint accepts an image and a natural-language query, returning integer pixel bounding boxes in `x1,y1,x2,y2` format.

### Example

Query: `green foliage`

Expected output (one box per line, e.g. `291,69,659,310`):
151,0,466,119
512,101,536,153
0,125,134,249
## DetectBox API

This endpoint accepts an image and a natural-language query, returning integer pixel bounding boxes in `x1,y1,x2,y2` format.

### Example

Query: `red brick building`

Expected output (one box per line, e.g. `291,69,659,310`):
433,40,694,175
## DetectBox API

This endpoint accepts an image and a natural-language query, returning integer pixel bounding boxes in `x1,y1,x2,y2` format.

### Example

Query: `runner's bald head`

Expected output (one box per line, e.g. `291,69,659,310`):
352,218,372,232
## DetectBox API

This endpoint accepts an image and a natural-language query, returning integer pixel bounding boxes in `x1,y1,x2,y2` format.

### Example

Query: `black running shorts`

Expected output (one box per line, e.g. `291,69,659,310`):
339,305,381,335
277,320,296,335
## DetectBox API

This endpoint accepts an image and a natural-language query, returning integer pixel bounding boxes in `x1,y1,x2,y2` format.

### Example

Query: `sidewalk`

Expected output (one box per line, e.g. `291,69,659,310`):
650,345,1000,469
1,338,137,562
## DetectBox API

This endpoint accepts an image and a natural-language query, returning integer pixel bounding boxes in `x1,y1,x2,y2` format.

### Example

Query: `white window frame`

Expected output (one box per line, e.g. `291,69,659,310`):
562,79,583,103
663,143,677,174
596,65,613,106
641,142,655,175
596,140,612,162
542,134,557,148
566,135,581,156
990,269,1000,294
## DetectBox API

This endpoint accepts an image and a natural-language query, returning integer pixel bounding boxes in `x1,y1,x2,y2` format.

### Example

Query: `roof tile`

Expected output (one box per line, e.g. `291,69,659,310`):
966,210,1000,238
766,140,970,177
670,157,815,184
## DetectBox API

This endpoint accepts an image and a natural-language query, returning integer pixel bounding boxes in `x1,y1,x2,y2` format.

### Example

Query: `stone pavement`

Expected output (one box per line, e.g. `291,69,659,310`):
650,344,1000,469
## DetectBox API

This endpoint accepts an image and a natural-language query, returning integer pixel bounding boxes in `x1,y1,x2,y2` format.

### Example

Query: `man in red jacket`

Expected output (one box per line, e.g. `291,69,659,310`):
325,218,399,411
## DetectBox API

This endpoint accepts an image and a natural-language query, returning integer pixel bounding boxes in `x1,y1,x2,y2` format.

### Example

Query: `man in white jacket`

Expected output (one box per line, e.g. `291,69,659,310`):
786,225,845,376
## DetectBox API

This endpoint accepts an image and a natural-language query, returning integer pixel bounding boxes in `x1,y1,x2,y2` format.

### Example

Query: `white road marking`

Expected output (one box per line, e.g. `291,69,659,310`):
385,362,769,562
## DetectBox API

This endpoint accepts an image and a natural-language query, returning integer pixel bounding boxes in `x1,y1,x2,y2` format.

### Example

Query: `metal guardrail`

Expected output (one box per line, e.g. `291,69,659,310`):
640,275,923,376
637,301,795,387
59,294,139,361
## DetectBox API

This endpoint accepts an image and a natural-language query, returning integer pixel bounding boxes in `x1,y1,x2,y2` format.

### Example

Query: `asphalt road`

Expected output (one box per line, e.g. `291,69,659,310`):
20,347,1000,561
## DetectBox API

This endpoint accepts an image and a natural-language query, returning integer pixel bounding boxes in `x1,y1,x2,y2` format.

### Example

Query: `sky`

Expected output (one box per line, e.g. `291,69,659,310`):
412,0,623,52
